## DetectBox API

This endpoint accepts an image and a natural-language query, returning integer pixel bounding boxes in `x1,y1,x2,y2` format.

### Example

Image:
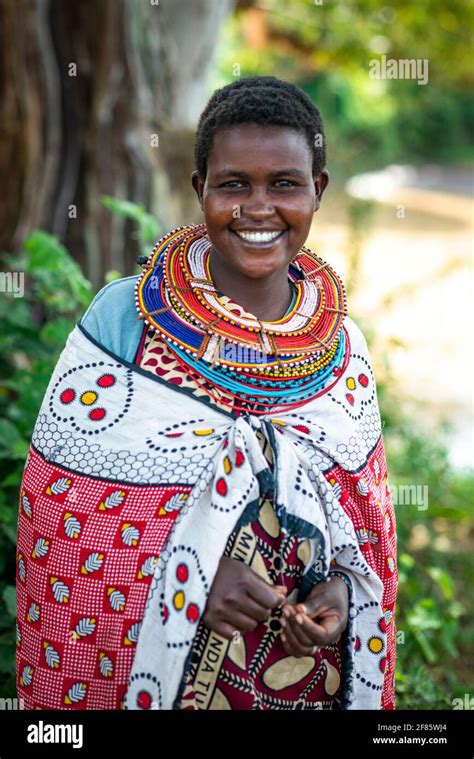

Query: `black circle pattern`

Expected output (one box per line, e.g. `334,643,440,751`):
49,361,134,436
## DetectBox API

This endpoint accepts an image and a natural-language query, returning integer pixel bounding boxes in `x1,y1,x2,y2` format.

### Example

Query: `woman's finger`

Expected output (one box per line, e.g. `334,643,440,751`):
280,618,314,657
295,613,343,646
237,593,273,623
214,621,243,641
224,609,261,633
204,607,259,635
280,635,304,658
317,613,345,642
246,575,287,610
282,614,315,647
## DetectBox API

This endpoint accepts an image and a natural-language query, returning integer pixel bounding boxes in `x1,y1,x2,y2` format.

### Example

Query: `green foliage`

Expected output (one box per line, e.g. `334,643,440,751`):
101,196,163,254
214,0,474,179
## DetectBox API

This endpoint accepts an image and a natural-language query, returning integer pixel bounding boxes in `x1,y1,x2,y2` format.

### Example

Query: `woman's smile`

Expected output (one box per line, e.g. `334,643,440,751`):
230,227,288,246
230,229,286,248
191,123,328,318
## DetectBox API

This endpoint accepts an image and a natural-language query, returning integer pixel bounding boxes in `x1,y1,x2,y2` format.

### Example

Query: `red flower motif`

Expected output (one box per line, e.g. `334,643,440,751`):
60,389,76,404
89,408,106,422
378,616,389,633
216,478,227,496
235,450,245,467
176,564,189,584
137,690,152,709
186,603,199,623
97,374,116,388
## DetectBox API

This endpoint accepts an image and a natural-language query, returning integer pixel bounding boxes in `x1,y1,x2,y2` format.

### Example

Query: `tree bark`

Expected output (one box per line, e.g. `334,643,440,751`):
0,0,235,287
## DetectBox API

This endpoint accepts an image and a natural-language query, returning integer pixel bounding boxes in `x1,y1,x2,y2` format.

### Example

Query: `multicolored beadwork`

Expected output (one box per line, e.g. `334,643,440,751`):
135,224,349,413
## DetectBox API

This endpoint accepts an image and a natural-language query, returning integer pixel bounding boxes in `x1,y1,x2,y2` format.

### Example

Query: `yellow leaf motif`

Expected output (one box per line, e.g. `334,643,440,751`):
64,682,87,705
63,512,81,539
32,538,50,559
27,602,41,623
20,664,34,687
81,552,105,574
107,588,126,612
71,617,96,640
98,490,126,511
45,477,72,496
99,653,114,678
50,577,70,604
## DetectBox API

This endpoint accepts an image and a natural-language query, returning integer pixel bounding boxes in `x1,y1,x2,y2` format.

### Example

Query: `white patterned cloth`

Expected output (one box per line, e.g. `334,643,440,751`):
28,317,397,710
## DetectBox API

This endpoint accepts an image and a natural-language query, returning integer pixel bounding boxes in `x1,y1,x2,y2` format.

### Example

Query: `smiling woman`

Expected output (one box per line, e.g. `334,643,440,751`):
16,76,397,712
192,123,329,321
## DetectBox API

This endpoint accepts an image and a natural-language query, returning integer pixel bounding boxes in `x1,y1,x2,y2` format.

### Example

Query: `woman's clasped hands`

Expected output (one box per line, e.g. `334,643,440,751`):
203,557,349,658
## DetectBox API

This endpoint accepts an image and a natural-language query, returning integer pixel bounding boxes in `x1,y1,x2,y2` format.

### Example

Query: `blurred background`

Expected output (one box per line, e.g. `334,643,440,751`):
0,0,472,708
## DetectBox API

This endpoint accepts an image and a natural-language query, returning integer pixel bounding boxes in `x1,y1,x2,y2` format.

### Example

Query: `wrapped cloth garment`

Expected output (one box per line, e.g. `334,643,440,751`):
16,296,397,710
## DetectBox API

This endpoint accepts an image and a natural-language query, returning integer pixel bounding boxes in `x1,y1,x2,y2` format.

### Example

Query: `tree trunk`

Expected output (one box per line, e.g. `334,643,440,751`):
0,0,235,287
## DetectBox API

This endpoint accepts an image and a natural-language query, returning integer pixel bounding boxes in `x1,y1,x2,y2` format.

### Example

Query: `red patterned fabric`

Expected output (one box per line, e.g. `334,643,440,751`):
177,511,345,710
17,448,183,709
325,435,397,709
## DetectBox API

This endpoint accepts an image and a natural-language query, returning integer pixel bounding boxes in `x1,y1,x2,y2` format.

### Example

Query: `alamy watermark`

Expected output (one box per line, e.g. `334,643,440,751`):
452,693,474,710
389,484,429,511
0,271,24,298
27,720,83,749
0,696,24,709
369,55,429,86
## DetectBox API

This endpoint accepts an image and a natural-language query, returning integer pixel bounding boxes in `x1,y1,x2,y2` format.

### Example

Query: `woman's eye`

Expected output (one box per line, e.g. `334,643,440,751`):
222,180,245,188
274,179,295,188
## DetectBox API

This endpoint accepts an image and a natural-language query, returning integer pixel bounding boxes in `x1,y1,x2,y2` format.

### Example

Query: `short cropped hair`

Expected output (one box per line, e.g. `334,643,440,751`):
194,75,326,179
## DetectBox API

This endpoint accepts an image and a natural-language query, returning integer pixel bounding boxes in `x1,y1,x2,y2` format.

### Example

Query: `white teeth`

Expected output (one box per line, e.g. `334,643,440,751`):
234,230,284,243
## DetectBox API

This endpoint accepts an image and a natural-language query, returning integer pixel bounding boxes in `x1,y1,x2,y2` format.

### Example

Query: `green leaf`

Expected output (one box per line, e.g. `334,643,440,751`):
399,552,415,570
11,439,29,460
23,230,92,312
0,638,16,675
24,230,68,272
104,270,123,284
0,524,17,544
101,196,145,221
1,470,23,488
413,630,437,664
0,420,23,452
139,213,161,245
2,586,16,619
427,567,454,600
39,318,75,348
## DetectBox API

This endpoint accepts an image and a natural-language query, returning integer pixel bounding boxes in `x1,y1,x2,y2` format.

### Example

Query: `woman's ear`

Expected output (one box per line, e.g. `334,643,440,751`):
191,171,205,210
313,169,329,212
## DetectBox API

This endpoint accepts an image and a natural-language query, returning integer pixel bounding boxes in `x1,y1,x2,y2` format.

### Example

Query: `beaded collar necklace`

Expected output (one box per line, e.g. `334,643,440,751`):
135,224,349,413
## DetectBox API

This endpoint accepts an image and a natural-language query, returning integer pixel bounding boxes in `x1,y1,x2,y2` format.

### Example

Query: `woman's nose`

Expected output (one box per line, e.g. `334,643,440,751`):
241,188,275,218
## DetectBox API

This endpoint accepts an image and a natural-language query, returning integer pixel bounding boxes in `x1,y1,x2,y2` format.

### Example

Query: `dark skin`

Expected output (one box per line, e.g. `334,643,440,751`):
203,557,349,658
192,123,348,656
191,123,329,321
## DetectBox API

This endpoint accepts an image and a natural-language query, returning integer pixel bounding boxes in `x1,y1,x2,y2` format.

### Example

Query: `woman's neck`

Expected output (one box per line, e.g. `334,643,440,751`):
209,255,293,321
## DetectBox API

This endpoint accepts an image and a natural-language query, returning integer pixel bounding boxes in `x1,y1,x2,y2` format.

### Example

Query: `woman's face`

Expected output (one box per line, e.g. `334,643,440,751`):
192,124,329,281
